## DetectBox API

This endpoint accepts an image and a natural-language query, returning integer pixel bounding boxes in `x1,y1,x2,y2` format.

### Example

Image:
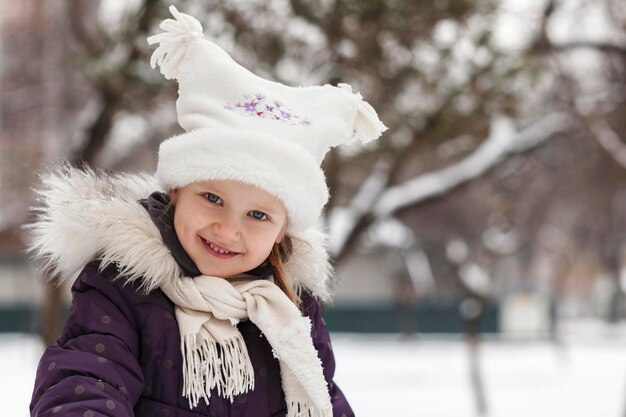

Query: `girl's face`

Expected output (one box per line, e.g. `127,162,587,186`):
170,179,288,278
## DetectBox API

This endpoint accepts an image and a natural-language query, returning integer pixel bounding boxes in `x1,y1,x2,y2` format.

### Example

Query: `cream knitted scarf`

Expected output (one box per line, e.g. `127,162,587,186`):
159,274,332,417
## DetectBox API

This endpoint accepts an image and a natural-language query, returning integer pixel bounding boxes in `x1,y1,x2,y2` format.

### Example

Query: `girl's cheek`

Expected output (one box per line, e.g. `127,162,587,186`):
248,223,279,240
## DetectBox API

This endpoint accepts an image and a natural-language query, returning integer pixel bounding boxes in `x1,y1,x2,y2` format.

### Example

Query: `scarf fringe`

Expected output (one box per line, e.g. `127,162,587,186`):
181,332,255,408
164,278,331,413
287,400,333,417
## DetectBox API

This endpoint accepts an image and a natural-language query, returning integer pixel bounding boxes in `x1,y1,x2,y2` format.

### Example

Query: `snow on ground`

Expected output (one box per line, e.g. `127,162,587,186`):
5,323,626,417
1,334,42,417
333,333,626,417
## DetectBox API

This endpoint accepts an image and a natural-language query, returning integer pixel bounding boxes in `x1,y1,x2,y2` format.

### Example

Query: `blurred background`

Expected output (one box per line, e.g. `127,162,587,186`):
2,0,626,416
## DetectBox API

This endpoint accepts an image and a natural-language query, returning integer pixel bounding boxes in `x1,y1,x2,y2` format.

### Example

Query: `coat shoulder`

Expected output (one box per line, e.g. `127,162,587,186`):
76,258,172,311
298,288,323,321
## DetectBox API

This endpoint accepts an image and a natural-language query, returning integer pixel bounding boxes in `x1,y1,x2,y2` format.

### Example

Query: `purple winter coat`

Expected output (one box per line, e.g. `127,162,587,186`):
30,259,353,417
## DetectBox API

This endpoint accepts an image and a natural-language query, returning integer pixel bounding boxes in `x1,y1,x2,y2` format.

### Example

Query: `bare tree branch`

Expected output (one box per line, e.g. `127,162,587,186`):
530,0,626,57
66,0,105,56
550,41,626,57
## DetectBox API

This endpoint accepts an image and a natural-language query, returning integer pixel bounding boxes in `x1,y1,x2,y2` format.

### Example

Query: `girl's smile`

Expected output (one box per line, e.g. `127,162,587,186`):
200,237,241,259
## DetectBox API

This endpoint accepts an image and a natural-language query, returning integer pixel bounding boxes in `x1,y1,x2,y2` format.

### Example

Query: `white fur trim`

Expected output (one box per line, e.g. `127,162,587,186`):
156,127,329,233
23,164,334,301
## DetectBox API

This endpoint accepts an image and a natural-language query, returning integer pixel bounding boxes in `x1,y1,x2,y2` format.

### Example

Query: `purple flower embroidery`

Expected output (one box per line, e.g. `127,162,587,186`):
224,94,313,126
244,102,257,113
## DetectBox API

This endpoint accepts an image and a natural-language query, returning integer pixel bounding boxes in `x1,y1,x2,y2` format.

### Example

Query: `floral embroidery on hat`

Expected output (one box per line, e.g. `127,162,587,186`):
225,94,313,126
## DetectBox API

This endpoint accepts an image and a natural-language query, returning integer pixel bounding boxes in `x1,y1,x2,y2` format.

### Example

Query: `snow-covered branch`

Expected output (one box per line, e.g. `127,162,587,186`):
373,113,571,217
572,94,626,169
586,117,626,169
329,113,571,258
328,158,391,255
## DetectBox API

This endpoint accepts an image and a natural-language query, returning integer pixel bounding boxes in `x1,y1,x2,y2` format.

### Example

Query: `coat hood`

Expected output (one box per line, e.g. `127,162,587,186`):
23,165,335,302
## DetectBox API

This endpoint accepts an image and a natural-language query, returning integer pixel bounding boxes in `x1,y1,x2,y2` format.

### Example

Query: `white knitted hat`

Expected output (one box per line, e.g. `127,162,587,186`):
148,6,387,232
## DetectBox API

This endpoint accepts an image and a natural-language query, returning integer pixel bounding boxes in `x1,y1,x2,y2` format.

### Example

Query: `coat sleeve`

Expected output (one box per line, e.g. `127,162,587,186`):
299,290,355,417
30,261,145,417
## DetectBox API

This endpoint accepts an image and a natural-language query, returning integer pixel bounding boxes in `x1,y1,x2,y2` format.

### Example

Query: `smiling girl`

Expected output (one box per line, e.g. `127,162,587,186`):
170,180,289,283
26,6,386,417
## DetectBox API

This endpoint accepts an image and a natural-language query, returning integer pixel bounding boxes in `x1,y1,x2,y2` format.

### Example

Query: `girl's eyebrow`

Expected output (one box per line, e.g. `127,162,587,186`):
201,185,225,194
251,204,278,214
198,187,279,214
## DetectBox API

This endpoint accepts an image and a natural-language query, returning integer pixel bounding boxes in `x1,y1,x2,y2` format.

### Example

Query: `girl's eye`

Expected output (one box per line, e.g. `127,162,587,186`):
204,193,222,205
249,210,268,221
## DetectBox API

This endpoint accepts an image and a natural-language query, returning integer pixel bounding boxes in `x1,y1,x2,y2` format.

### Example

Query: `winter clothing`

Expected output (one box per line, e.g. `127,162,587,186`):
141,192,332,415
148,6,387,233
160,273,332,416
27,167,353,417
30,261,349,417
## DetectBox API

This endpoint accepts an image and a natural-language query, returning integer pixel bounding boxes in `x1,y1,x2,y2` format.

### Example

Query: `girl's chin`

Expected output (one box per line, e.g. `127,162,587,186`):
198,267,245,279
197,259,249,278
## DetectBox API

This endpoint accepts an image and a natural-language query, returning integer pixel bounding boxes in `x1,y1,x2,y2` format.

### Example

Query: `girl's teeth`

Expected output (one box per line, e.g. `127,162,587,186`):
209,242,230,254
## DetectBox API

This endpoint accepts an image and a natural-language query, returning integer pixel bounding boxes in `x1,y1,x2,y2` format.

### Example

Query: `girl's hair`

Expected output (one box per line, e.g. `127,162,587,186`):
268,235,300,306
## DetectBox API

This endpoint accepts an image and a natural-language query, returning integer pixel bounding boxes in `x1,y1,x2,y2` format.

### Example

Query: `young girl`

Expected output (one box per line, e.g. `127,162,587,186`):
27,6,386,417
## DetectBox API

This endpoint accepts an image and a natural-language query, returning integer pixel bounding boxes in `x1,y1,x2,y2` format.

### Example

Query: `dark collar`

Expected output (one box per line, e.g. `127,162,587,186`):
138,191,273,278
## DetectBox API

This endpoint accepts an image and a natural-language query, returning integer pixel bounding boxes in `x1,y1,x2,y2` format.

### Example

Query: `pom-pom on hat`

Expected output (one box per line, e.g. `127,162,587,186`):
148,5,387,232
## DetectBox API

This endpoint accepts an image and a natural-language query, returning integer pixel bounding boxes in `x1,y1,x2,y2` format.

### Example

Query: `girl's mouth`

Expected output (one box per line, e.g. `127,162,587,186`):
200,237,240,259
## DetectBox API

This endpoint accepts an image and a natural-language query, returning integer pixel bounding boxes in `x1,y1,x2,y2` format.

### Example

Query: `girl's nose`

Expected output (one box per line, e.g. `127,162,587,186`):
211,219,241,241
